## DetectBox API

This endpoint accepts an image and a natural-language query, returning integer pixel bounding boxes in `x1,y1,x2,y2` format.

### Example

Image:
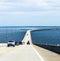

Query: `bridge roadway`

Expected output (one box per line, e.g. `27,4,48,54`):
0,30,44,61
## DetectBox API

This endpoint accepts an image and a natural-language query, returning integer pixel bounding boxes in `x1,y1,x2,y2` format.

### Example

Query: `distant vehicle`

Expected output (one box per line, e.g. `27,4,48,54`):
27,41,30,45
15,41,20,45
19,41,23,45
19,41,25,45
7,40,15,47
22,42,25,45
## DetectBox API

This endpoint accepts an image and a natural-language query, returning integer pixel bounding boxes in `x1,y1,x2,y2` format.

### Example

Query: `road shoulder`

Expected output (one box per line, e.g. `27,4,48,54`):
33,45,60,61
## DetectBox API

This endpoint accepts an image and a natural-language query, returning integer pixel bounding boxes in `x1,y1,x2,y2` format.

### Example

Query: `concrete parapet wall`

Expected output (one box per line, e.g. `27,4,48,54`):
34,43,60,54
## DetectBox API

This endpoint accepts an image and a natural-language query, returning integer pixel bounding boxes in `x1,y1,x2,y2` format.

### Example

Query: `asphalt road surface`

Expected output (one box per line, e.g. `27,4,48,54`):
0,45,44,61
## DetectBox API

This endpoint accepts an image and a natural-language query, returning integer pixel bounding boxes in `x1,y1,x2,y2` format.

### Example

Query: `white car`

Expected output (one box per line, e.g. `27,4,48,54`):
7,40,15,47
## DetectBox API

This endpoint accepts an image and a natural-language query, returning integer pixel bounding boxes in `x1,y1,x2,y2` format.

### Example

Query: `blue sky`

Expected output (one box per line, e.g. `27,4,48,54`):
0,0,60,26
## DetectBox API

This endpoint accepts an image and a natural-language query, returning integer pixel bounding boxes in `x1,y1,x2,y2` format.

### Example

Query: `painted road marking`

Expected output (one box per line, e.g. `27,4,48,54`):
31,45,45,61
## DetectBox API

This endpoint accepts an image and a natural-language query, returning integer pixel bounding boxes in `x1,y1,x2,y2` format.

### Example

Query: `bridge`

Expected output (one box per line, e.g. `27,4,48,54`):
0,30,60,61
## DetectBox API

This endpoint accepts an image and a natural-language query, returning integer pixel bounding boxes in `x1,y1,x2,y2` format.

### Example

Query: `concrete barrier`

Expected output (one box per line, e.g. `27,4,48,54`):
34,43,60,54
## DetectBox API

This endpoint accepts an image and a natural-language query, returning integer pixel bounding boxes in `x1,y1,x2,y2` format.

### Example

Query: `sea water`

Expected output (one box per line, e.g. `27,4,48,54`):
31,28,60,46
0,26,60,46
0,27,27,43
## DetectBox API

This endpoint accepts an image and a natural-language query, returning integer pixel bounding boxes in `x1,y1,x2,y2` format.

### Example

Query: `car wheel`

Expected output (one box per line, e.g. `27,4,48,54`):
13,45,15,47
7,45,9,47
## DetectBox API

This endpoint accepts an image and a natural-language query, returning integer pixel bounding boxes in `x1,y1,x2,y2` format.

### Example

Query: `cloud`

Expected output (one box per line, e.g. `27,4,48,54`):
0,2,15,9
0,0,60,10
0,0,60,16
0,11,25,14
45,0,60,8
0,11,60,16
0,0,48,10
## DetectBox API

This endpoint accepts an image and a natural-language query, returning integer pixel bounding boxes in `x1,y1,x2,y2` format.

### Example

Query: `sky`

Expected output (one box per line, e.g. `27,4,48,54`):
0,0,60,26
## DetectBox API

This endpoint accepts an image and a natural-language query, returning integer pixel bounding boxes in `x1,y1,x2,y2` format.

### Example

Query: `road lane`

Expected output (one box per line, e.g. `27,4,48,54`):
0,30,44,61
0,45,43,61
0,46,21,56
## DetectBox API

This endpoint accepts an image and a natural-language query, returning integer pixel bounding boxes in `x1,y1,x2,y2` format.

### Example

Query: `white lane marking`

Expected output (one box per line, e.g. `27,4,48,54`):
31,45,45,61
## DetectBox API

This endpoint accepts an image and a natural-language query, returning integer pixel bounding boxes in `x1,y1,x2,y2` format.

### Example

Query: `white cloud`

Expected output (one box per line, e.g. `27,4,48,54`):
0,0,48,10
0,0,60,16
0,11,60,16
0,2,15,9
22,0,48,7
0,0,60,10
45,0,60,7
0,11,25,14
0,0,60,8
